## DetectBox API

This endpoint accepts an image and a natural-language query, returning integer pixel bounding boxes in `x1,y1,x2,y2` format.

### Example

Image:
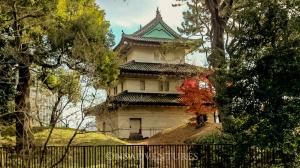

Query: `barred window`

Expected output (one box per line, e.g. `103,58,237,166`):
159,81,169,91
154,51,160,60
140,80,145,90
164,81,169,91
114,87,118,95
159,81,164,91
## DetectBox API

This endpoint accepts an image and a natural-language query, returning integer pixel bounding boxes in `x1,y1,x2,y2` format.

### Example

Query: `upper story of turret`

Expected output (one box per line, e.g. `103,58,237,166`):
114,8,188,65
108,9,202,103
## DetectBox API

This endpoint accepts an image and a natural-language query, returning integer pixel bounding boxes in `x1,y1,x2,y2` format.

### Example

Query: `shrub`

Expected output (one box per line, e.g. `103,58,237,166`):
0,125,16,137
194,131,234,144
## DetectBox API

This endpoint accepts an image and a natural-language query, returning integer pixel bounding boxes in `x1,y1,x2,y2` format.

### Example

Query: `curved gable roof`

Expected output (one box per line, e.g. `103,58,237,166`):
115,8,185,52
131,9,182,39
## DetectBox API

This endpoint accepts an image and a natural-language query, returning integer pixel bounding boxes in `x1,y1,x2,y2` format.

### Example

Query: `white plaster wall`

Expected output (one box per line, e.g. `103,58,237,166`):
123,78,182,93
95,111,119,136
126,46,185,64
117,83,122,93
116,106,192,138
95,106,216,139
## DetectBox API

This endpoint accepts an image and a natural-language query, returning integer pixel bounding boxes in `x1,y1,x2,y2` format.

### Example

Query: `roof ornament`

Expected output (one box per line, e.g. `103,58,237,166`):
122,30,124,34
139,24,142,30
156,7,162,19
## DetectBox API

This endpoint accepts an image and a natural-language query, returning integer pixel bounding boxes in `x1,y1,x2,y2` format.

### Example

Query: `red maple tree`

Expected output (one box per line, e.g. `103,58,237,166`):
177,71,216,116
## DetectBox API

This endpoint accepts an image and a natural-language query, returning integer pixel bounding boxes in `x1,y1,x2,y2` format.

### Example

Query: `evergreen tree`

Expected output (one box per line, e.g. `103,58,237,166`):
217,0,300,166
0,48,16,125
0,0,118,150
176,0,234,68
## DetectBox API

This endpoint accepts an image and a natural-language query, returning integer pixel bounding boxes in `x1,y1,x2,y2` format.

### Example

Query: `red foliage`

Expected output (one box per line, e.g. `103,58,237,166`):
177,71,216,115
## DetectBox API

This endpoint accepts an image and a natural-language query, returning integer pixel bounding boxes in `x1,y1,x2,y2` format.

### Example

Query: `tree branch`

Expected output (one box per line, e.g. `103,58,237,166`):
17,12,45,21
34,55,62,69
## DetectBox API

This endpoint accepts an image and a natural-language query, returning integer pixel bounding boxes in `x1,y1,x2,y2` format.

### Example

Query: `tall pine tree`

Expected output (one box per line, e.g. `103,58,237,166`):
176,0,233,68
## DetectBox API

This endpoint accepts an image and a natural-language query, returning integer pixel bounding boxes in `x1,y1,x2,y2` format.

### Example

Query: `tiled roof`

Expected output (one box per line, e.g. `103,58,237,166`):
122,35,174,43
120,61,202,75
112,91,183,106
114,9,186,51
131,8,182,39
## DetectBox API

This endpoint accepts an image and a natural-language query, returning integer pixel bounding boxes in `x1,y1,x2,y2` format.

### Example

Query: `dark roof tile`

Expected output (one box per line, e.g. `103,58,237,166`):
114,9,186,51
122,35,174,43
120,61,202,75
112,91,183,106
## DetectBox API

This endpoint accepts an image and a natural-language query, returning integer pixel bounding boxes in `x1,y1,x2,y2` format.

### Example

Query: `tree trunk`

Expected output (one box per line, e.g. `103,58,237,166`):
210,19,226,68
49,95,62,127
15,64,34,151
49,111,56,128
12,1,35,151
196,114,207,128
205,0,232,68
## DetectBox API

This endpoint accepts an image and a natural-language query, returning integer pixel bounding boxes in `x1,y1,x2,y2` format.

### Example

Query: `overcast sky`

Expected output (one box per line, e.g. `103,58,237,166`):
96,0,208,66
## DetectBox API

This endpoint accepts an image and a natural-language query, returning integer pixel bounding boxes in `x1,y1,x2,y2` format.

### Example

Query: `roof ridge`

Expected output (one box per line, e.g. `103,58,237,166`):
114,9,186,51
132,17,159,37
116,91,180,95
156,7,162,19
122,61,198,66
129,10,181,39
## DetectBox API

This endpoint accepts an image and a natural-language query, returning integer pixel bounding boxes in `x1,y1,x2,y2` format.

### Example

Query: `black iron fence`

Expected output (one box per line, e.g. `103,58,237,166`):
0,144,282,168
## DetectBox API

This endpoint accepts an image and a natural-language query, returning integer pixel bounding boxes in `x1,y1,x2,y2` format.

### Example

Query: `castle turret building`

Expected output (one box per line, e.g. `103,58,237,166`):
95,9,205,139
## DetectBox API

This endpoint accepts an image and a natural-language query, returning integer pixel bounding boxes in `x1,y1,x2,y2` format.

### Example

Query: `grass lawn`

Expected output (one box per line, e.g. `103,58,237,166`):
0,128,127,146
0,128,137,168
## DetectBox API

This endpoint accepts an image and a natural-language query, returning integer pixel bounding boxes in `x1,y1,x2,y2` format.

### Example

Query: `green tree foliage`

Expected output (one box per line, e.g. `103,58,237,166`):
35,0,119,87
0,52,16,125
0,0,118,150
38,68,81,127
0,8,18,125
42,69,81,103
217,0,300,166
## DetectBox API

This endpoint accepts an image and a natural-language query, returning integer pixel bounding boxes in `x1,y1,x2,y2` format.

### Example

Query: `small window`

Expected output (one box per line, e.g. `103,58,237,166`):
159,81,169,91
159,81,164,91
154,51,160,60
140,80,145,90
164,81,169,91
160,51,167,61
114,87,118,95
121,82,124,92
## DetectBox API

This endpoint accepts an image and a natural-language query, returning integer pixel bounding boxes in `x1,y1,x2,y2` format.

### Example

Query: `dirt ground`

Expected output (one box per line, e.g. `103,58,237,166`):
129,122,221,145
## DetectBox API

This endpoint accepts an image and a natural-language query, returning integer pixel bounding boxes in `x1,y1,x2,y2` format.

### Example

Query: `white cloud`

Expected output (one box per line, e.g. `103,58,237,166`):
97,0,154,27
97,0,186,30
156,0,186,29
113,20,133,27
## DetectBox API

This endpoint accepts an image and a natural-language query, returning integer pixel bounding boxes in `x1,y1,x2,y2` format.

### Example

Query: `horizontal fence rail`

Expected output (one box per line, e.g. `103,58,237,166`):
0,144,282,168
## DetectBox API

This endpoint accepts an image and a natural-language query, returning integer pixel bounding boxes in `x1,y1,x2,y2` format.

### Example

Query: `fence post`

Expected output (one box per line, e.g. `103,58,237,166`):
144,145,149,168
0,144,282,167
83,146,86,167
205,144,211,168
0,148,3,168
